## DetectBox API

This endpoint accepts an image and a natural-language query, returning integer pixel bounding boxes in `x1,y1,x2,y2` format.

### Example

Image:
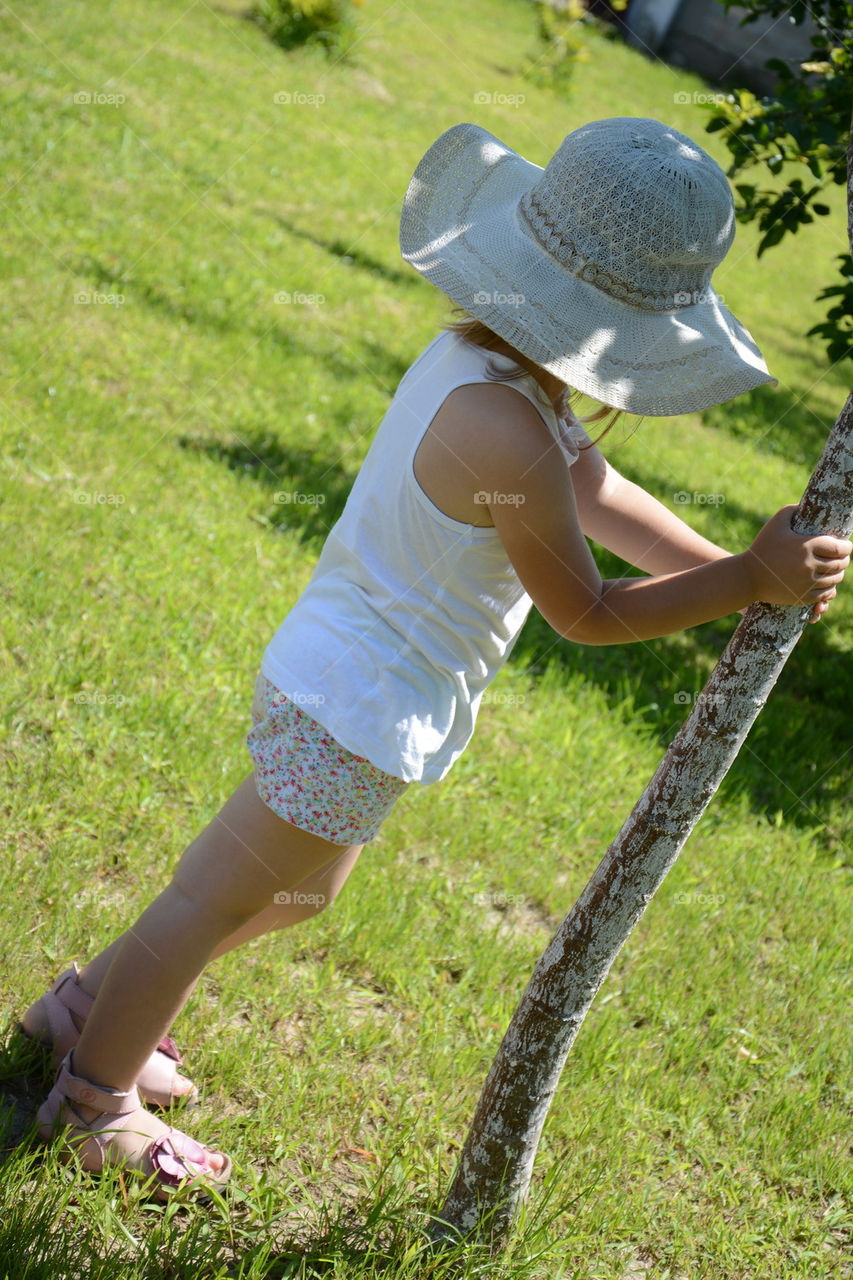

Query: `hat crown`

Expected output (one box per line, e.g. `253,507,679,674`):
519,118,735,310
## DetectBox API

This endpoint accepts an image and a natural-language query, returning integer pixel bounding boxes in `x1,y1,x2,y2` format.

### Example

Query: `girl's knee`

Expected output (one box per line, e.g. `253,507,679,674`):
167,872,261,931
266,841,365,925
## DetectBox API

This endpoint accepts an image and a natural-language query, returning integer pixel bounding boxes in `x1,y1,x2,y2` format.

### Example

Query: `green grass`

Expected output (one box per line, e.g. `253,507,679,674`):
1,1,851,1276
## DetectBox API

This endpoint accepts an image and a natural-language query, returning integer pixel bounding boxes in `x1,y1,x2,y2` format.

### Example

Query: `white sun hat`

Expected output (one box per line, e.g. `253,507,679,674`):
398,117,778,417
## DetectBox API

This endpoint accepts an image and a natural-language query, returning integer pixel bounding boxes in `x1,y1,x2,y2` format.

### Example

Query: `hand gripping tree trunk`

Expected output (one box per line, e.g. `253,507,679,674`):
428,116,853,1254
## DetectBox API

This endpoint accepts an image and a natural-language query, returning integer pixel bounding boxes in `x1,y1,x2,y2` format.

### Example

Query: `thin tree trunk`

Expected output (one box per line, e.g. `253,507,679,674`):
429,117,853,1254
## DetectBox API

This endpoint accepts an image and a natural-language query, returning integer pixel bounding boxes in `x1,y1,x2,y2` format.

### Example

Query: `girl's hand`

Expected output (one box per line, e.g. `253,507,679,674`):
808,596,833,623
742,504,852,616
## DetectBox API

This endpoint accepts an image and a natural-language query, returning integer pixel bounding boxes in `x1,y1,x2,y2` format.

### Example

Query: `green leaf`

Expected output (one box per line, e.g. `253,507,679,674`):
757,223,786,255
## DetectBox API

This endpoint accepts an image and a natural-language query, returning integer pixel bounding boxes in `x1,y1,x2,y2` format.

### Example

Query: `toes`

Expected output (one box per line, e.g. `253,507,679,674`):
20,1001,46,1039
19,1009,37,1038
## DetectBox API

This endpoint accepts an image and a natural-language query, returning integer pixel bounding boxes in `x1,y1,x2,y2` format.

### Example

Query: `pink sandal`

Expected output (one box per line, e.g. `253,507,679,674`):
20,964,198,1109
37,1049,231,1203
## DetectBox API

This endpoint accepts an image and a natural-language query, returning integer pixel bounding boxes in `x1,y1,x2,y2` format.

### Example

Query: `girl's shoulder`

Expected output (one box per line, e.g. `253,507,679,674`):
412,380,558,529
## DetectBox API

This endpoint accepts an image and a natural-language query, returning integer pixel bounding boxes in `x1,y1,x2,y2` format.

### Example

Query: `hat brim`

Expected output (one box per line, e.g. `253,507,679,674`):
399,122,778,417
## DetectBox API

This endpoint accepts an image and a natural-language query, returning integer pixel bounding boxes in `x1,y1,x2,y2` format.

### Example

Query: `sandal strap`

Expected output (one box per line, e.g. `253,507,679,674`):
39,1052,230,1195
56,1050,141,1117
50,964,94,1021
46,964,185,1070
38,966,89,1057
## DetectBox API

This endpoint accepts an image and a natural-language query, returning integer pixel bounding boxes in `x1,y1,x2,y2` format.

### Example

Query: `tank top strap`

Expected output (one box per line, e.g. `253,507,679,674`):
460,336,592,464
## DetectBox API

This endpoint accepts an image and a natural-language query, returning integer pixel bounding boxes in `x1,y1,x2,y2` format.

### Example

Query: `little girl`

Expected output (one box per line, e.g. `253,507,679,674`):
22,117,850,1199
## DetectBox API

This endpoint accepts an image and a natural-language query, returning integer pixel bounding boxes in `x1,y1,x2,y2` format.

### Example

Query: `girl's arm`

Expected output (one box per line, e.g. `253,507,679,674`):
459,388,849,646
570,446,732,574
569,443,829,621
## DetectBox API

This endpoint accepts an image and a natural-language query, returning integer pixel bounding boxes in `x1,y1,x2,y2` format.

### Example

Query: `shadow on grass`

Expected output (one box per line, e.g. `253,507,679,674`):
254,210,418,294
510,401,852,840
0,1024,54,1161
62,252,415,398
700,380,840,473
176,427,355,549
509,600,851,849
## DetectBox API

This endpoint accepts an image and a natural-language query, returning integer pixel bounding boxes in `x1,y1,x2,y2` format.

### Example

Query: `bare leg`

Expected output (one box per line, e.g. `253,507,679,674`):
76,840,364,989
208,840,363,957
69,774,354,1111
24,826,364,1103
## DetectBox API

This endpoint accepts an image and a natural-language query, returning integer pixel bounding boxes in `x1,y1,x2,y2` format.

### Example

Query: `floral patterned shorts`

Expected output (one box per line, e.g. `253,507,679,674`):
245,672,408,845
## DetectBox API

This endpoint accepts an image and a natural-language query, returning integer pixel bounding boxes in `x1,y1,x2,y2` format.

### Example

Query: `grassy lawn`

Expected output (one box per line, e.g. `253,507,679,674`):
1,1,850,1276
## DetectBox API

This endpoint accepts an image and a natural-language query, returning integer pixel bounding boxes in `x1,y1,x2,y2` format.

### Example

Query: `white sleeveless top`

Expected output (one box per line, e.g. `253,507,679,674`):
259,328,591,784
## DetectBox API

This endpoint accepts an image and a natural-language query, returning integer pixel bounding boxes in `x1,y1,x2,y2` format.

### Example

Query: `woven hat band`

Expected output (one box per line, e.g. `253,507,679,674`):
518,187,714,313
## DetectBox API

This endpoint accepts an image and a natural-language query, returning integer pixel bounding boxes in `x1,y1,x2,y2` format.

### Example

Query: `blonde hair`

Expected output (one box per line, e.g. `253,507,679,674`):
442,307,630,449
